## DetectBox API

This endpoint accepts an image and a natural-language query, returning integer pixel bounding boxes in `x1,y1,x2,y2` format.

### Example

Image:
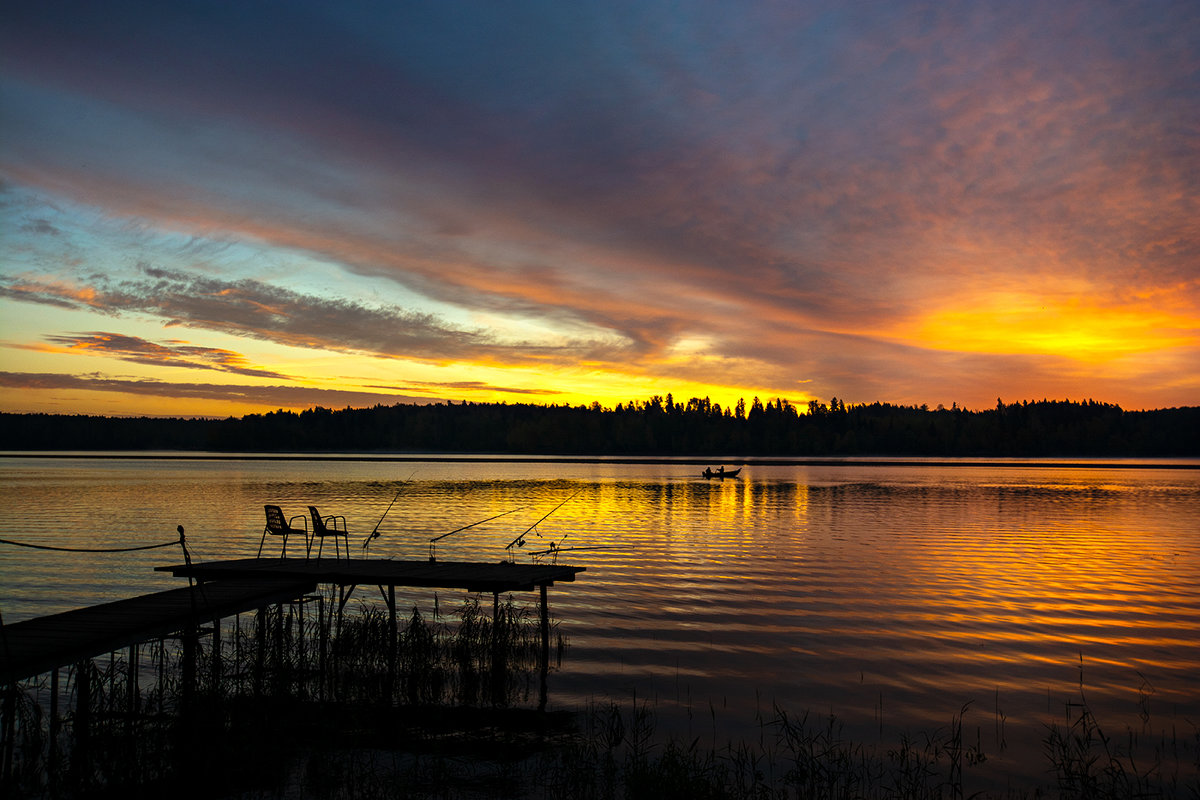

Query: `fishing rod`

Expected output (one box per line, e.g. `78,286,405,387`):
427,506,526,561
504,488,582,554
361,473,414,553
528,544,624,560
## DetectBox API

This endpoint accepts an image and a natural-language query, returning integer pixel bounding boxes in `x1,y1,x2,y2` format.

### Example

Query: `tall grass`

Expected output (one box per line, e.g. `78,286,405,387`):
1045,689,1197,800
1,592,556,796
3,600,1198,799
253,693,1194,800
530,700,989,800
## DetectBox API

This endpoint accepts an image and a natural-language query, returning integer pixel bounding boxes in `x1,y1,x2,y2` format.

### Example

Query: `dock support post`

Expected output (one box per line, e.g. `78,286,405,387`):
539,584,550,662
210,618,222,691
234,613,241,695
317,595,328,701
539,583,550,711
126,644,138,735
108,652,117,714
296,601,305,700
156,638,165,712
254,607,266,697
49,668,60,776
181,627,197,710
74,660,91,783
2,681,14,791
491,591,501,671
387,585,397,702
274,604,285,694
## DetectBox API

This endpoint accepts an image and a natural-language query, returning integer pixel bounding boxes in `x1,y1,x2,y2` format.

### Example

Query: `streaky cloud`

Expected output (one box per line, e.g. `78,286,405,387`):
366,381,561,397
1,268,615,367
40,331,290,379
0,371,432,409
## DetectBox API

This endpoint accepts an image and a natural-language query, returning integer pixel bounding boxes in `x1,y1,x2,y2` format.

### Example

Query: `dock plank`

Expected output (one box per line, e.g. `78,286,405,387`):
156,558,585,593
2,579,314,682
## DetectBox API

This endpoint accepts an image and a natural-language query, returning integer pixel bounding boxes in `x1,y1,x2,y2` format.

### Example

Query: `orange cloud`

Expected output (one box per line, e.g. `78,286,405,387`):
910,291,1199,362
36,331,293,378
1,276,106,309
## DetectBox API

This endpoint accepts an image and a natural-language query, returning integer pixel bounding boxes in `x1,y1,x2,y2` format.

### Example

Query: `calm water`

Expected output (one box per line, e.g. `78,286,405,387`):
2,455,1198,789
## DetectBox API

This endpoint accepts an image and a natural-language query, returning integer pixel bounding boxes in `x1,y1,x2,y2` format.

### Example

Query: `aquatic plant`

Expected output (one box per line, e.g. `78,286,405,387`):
4,602,1198,799
0,591,556,796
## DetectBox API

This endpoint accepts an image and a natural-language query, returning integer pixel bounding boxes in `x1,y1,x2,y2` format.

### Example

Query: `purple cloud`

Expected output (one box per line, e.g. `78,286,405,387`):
0,371,432,409
40,332,291,379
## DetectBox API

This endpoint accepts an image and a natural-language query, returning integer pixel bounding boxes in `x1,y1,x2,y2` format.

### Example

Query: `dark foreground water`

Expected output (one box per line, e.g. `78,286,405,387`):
2,454,1198,791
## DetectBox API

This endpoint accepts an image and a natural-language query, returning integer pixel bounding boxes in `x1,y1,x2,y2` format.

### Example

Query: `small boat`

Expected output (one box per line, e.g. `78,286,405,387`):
702,467,741,479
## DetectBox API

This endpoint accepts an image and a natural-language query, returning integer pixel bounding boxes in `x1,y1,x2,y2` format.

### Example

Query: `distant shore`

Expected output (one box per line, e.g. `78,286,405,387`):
4,400,1197,458
3,451,1198,469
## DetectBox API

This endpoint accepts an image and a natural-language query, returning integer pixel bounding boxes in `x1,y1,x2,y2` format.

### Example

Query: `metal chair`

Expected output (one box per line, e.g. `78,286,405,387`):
258,505,308,558
308,506,349,560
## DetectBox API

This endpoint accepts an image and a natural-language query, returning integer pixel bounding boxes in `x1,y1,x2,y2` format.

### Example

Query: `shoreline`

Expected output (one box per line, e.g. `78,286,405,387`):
2,451,1199,469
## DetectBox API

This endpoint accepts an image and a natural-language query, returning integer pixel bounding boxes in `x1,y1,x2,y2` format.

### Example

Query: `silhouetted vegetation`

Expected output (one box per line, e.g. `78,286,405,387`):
2,397,1197,456
2,594,559,797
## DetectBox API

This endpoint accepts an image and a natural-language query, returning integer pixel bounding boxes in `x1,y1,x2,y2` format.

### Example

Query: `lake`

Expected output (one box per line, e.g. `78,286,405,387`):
2,454,1198,791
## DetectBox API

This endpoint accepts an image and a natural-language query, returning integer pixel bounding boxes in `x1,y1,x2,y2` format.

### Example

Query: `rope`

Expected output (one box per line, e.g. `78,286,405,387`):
0,537,179,553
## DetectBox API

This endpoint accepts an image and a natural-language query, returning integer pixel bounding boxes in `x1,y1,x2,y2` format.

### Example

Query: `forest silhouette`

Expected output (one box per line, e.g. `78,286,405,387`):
2,396,1196,456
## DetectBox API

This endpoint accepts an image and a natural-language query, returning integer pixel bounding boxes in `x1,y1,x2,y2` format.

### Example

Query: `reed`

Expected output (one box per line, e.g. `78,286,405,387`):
528,699,989,800
4,606,1197,799
1044,688,1196,800
0,591,557,796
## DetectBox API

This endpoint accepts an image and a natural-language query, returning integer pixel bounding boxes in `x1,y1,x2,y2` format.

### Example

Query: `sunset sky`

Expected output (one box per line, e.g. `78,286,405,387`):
2,1,1197,417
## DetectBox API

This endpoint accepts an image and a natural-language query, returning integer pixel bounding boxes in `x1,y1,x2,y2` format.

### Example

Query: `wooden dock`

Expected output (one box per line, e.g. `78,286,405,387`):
1,556,587,792
154,557,585,707
1,579,315,682
154,557,585,593
2,559,583,684
2,558,583,688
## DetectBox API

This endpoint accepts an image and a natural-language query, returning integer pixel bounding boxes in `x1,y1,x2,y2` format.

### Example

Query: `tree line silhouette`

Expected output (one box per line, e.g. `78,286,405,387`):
2,396,1197,456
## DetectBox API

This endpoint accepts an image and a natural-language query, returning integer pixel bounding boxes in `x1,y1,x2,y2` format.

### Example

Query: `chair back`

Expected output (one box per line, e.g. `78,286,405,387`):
308,506,327,535
265,504,287,533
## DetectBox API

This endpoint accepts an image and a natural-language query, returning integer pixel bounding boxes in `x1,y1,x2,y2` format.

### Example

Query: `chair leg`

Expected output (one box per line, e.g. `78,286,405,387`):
281,533,288,559
257,529,268,558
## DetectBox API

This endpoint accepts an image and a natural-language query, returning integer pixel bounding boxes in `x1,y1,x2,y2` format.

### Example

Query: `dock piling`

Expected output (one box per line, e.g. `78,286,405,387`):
49,667,59,776
1,681,14,791
254,607,266,697
387,585,397,700
210,618,221,689
126,644,137,736
181,627,197,709
317,595,328,700
74,660,91,785
539,583,550,711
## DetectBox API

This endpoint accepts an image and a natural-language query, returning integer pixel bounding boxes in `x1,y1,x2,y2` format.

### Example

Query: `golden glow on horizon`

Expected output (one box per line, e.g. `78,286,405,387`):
0,352,803,417
913,293,1198,360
